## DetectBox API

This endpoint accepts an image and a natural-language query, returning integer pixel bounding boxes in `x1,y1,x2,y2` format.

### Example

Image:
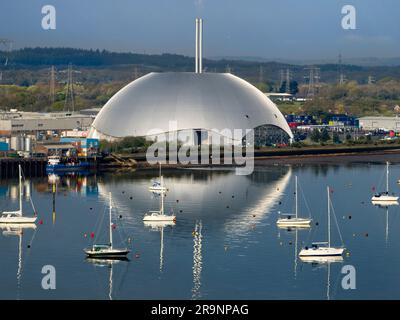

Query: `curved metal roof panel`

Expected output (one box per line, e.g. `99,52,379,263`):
90,72,293,139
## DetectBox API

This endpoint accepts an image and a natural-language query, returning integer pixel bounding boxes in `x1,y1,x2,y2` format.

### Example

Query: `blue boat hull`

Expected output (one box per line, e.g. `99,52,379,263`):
46,162,90,173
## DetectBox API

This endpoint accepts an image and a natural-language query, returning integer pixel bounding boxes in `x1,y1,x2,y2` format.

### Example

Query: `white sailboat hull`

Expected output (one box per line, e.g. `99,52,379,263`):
299,255,344,263
144,220,176,228
143,214,176,222
0,216,37,224
371,195,399,202
84,248,130,258
299,247,344,257
277,218,312,227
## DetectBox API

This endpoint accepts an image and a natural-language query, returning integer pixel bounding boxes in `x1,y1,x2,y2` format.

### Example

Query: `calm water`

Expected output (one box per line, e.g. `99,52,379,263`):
1,162,400,300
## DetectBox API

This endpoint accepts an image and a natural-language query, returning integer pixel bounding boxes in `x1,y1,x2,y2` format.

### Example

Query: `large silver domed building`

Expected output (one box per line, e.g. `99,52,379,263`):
88,19,293,146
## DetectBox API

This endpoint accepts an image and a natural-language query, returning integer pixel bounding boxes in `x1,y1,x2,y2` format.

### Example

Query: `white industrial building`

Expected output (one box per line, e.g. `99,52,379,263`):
0,111,94,136
358,116,400,131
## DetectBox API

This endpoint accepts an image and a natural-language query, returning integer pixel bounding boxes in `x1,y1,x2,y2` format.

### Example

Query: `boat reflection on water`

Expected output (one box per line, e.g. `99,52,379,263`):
372,201,399,245
192,220,203,300
46,171,99,197
86,257,129,300
144,220,175,273
0,223,36,299
299,255,344,301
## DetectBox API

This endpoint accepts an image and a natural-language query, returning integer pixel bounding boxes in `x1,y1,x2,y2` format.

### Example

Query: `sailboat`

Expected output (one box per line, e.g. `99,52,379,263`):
143,176,176,222
149,163,167,194
277,176,312,228
371,162,399,202
84,192,130,258
299,187,345,258
0,164,37,224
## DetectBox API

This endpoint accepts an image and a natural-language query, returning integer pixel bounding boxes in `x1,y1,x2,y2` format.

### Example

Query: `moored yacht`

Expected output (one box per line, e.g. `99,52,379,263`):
277,176,312,228
144,176,176,222
371,162,399,202
0,164,37,224
299,187,345,258
84,192,130,259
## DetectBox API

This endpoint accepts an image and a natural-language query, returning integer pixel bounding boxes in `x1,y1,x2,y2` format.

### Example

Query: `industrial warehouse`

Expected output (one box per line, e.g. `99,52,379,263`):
0,110,95,157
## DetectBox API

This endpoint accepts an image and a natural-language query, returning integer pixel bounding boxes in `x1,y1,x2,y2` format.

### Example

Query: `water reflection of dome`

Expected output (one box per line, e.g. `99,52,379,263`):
223,166,291,239
96,166,292,238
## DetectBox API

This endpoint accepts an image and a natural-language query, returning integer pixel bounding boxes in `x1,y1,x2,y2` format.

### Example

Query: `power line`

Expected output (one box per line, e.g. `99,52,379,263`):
304,67,320,98
133,66,140,80
49,66,56,105
259,65,264,83
285,69,291,94
0,39,13,83
338,53,346,85
59,63,81,112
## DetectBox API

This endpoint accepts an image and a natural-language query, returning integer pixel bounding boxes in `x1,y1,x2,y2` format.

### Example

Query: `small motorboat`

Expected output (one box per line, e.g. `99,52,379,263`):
46,155,89,173
148,163,167,194
148,181,167,194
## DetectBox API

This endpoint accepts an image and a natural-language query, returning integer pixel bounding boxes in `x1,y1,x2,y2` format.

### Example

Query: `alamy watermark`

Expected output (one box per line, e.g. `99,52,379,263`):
341,265,356,290
41,265,56,290
341,5,356,30
41,5,56,30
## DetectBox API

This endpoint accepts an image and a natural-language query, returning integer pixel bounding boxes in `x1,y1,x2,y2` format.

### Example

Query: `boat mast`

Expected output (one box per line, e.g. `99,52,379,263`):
109,192,113,248
19,164,22,215
160,176,164,215
295,176,298,219
386,161,389,193
327,186,331,248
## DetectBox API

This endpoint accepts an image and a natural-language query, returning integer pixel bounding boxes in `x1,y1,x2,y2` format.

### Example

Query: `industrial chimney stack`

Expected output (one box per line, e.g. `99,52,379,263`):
195,18,203,74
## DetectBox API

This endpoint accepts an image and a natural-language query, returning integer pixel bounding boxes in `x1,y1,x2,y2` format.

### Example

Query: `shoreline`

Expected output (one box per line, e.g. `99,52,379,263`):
98,148,400,172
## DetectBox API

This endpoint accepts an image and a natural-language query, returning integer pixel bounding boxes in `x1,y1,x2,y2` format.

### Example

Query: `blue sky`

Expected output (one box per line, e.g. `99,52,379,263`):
1,0,400,60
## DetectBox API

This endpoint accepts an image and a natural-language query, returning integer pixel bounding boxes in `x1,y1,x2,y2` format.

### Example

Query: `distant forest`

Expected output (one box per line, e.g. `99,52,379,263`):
2,47,400,116
2,47,400,85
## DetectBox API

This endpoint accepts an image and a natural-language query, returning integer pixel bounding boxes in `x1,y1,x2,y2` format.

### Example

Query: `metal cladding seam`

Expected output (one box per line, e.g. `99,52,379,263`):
89,72,293,140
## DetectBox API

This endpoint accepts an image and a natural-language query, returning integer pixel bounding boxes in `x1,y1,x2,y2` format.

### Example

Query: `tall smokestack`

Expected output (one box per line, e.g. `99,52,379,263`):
199,18,203,74
195,18,199,73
